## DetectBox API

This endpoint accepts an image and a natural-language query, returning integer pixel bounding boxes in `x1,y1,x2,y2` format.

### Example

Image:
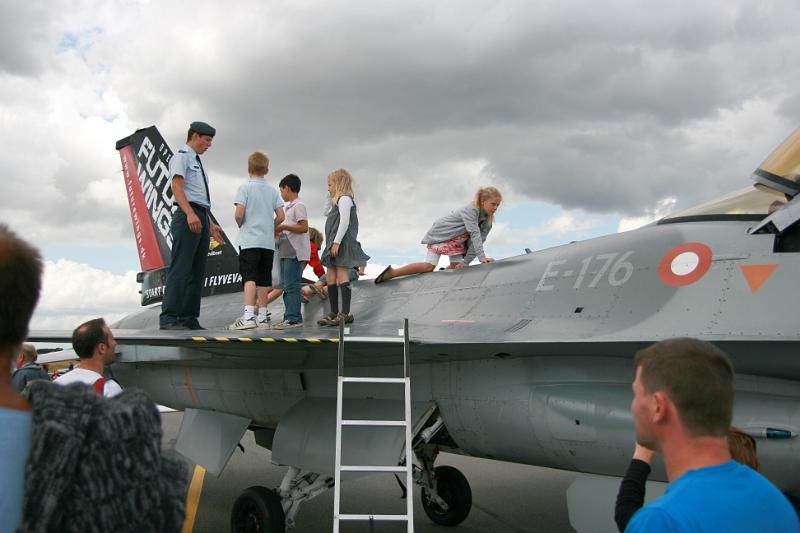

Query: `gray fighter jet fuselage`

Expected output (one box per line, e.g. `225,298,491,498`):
32,126,800,532
111,214,800,485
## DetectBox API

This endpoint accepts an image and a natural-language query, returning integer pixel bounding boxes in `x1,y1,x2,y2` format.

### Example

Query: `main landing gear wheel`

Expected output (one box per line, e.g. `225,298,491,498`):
421,465,472,526
230,486,286,533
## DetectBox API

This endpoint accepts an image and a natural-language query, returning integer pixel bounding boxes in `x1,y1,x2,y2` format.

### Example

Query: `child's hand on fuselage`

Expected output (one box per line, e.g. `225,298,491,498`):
480,257,495,263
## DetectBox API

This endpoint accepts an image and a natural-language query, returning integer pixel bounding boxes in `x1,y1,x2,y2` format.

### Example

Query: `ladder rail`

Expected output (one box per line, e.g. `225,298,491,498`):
333,318,346,533
403,318,415,533
333,317,414,532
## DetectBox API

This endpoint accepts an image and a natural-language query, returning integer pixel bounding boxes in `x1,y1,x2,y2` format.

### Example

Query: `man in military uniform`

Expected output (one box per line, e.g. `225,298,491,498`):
160,121,225,330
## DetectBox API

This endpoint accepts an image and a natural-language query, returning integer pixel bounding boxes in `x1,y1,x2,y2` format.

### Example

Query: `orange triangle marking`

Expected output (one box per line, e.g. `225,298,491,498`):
740,264,779,294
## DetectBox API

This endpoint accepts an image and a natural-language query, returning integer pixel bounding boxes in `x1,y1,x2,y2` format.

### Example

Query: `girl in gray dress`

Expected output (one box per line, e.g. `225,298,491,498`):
374,186,502,283
318,169,370,325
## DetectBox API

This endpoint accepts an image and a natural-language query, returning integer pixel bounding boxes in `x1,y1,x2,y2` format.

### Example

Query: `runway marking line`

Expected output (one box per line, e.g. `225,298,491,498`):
182,464,206,533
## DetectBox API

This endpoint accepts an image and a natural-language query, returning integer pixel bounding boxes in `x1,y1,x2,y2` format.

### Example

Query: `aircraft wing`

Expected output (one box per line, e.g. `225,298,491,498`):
36,348,79,365
28,324,797,375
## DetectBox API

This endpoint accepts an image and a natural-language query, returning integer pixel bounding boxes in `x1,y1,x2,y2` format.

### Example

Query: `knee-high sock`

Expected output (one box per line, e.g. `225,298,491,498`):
340,282,352,314
328,284,339,314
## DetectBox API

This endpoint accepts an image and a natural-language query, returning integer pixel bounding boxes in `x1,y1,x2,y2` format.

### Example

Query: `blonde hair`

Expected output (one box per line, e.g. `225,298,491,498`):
248,151,270,176
328,169,355,205
473,186,502,224
308,227,323,249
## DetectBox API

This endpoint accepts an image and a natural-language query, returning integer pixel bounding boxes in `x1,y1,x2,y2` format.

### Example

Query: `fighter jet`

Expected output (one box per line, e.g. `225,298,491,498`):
31,126,800,532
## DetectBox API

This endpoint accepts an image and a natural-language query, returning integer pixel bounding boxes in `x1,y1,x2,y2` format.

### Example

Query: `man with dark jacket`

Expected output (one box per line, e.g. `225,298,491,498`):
11,343,49,392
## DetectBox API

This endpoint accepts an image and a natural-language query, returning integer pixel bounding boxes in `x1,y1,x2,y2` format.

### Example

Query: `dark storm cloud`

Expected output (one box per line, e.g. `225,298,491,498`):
99,0,800,221
0,2,54,76
4,0,800,254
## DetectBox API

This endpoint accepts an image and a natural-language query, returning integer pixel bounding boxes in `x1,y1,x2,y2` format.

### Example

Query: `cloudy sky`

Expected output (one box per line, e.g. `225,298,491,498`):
2,0,800,330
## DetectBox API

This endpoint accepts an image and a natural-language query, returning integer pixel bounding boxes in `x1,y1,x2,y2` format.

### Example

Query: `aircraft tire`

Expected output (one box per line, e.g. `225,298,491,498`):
230,485,286,533
421,465,472,526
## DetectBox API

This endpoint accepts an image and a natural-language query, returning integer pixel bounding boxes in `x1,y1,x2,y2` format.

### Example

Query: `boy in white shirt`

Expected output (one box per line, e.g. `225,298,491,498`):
272,174,310,329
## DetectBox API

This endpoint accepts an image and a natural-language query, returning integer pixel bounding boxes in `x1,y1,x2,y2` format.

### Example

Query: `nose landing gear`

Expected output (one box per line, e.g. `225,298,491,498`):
230,486,286,533
421,465,472,526
415,439,473,527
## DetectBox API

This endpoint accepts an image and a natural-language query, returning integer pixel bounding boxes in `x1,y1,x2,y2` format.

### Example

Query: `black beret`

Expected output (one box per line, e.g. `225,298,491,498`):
190,121,216,137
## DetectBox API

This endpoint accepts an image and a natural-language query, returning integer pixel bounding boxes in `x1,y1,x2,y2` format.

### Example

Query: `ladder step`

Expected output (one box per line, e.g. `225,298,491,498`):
341,377,407,384
341,419,407,427
340,465,408,473
337,513,409,522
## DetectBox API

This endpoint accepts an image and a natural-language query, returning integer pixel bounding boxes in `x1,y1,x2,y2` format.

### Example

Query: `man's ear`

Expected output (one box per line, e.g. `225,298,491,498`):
651,391,671,424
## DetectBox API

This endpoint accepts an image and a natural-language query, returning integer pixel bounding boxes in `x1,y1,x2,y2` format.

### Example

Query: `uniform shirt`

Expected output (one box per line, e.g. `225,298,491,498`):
54,368,123,398
626,461,800,533
278,199,311,261
234,177,283,250
169,144,211,209
0,407,31,533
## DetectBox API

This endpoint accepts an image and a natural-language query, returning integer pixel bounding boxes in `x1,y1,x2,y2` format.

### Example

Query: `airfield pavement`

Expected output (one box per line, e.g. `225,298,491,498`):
161,411,579,533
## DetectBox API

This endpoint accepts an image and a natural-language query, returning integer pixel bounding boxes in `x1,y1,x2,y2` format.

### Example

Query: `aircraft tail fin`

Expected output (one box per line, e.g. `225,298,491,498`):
115,126,241,306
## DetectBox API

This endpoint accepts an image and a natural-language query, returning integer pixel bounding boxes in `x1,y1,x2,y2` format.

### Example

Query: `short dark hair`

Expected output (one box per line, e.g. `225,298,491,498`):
279,174,301,193
72,318,108,359
635,337,734,438
0,225,43,352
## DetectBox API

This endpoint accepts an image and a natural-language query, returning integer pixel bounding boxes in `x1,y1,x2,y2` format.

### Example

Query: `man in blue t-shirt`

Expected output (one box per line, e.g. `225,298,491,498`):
626,338,799,532
0,225,43,533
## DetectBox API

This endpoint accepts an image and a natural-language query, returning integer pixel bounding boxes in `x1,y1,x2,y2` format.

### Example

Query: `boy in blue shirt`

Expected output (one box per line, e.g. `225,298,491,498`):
228,151,284,330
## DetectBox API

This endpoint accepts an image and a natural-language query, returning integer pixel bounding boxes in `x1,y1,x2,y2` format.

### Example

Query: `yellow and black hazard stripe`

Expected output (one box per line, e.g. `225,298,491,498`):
190,336,338,343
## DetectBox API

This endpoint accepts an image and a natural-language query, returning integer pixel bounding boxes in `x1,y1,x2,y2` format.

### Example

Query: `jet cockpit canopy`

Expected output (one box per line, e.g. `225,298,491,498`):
663,128,800,223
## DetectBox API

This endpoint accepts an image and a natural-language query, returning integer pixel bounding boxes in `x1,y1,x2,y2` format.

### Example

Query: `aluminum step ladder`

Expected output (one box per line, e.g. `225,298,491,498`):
333,318,414,532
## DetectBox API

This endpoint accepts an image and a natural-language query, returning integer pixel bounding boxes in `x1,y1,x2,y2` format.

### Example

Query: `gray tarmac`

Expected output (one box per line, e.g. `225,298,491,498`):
162,411,579,533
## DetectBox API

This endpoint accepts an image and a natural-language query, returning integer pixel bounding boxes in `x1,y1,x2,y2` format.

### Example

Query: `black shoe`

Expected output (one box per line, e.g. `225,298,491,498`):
160,323,190,331
187,323,206,330
374,265,392,284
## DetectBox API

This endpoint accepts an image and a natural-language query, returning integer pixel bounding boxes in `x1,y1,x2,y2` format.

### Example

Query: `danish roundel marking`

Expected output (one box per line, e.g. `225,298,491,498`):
658,243,712,287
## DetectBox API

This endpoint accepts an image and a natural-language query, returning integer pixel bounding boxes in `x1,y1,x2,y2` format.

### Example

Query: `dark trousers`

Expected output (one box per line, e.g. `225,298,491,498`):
160,205,210,327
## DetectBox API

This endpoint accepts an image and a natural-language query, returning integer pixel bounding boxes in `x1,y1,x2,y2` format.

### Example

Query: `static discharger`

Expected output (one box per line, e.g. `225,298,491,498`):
742,427,797,439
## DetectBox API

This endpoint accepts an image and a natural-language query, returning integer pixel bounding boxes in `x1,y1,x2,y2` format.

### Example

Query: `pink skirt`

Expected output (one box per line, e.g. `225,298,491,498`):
427,232,469,256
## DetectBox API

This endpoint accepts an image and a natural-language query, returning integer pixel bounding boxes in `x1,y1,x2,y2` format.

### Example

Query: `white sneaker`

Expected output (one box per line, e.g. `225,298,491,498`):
256,316,272,329
228,317,257,330
270,320,303,330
